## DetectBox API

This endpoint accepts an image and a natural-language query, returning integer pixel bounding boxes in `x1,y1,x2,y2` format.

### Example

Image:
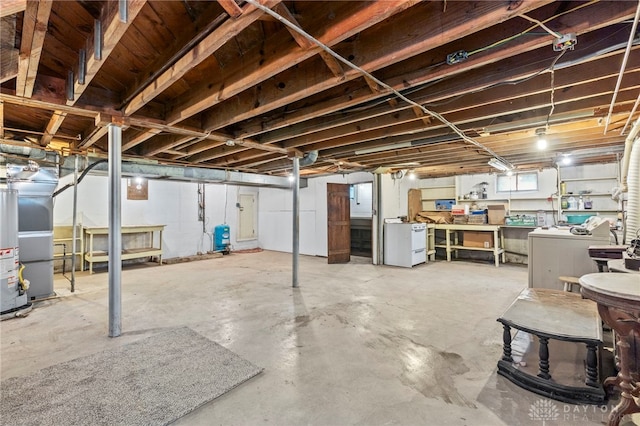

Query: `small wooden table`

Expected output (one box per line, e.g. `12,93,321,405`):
580,273,640,426
497,288,605,404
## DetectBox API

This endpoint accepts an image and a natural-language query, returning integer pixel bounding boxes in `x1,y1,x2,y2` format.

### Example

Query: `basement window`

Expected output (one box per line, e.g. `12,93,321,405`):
496,172,538,192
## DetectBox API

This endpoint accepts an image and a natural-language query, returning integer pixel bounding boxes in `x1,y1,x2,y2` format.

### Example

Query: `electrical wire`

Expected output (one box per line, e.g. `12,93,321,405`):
245,0,513,168
545,49,568,129
517,13,563,38
604,0,640,134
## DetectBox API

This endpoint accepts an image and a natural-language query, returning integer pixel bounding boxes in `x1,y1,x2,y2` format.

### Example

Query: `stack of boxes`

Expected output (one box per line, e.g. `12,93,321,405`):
451,204,469,224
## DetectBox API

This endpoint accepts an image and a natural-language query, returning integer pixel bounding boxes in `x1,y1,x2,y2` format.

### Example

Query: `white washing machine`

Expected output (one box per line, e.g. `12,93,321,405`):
528,220,611,289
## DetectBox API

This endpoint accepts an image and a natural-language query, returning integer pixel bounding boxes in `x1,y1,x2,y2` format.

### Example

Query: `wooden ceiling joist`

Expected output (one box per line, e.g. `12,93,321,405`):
0,0,27,17
272,3,345,79
217,0,243,19
123,0,282,117
232,1,636,141
0,15,19,83
195,0,553,144
166,0,419,126
16,0,53,98
39,109,66,146
68,0,147,106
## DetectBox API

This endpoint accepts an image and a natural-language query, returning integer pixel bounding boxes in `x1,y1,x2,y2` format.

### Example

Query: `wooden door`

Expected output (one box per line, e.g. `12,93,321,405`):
237,194,256,240
327,183,350,263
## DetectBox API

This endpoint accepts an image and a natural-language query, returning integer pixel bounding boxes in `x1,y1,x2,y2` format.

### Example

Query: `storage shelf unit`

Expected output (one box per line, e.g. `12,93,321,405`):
83,225,165,273
557,168,620,223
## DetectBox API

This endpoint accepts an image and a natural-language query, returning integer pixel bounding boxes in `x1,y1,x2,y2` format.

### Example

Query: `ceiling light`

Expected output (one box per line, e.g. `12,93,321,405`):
354,142,412,155
488,158,512,172
225,139,236,146
535,128,547,150
288,174,295,182
408,170,416,180
561,155,572,165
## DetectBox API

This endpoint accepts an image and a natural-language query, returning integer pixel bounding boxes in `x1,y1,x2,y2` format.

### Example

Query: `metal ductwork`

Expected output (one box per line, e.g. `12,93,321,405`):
299,150,318,167
625,137,640,243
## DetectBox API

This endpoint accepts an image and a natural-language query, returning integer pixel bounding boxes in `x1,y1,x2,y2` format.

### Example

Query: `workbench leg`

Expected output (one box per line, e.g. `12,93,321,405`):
493,230,499,267
445,230,451,261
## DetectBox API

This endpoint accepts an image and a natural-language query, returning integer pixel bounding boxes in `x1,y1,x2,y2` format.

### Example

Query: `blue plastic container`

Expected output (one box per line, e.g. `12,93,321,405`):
214,224,230,251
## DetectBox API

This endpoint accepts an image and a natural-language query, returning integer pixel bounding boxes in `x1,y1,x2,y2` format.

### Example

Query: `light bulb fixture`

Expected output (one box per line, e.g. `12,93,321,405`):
561,155,572,165
408,170,416,180
535,128,547,150
288,174,295,182
487,158,512,172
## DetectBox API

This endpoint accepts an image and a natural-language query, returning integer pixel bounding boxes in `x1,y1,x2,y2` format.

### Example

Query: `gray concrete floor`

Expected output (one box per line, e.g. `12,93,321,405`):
1,251,638,425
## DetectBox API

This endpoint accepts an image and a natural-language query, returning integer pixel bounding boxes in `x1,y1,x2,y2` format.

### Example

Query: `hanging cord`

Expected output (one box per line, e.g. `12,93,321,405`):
545,49,568,129
52,159,107,197
244,0,513,168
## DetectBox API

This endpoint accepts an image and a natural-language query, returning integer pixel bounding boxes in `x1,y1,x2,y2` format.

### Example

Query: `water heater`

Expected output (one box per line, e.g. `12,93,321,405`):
1,189,29,314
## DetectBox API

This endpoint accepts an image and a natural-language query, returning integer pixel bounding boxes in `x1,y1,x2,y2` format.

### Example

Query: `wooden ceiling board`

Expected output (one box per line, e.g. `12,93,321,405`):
1,0,638,178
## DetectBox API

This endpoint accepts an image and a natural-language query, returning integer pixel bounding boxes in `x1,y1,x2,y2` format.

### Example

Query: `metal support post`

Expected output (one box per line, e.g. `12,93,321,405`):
70,155,78,291
292,156,300,288
108,124,122,337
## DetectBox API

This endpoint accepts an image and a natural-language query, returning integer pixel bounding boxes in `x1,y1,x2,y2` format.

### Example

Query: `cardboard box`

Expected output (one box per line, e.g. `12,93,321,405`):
463,231,494,248
487,204,506,224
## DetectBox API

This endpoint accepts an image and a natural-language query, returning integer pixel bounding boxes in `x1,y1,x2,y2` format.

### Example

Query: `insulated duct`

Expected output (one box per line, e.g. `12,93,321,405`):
0,144,48,160
621,119,640,191
625,136,640,243
299,150,318,167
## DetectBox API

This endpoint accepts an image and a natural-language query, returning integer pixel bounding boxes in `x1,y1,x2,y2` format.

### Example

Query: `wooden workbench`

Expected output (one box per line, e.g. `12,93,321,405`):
83,225,165,273
434,223,506,267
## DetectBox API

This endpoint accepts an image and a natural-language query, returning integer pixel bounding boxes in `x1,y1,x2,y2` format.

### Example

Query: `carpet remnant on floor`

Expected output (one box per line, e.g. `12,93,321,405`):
0,327,262,426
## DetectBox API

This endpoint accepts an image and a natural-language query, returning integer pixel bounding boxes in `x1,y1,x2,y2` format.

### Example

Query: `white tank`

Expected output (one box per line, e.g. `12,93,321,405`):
1,189,28,313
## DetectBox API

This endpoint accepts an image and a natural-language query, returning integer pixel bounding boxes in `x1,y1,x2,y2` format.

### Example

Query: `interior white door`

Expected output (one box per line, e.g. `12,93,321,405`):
237,194,256,240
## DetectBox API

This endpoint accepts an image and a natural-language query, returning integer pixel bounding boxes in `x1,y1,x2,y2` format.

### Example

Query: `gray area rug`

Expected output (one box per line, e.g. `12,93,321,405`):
1,327,262,425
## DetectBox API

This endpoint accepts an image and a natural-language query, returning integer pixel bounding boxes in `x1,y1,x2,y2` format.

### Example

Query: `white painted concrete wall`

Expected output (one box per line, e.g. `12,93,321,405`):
50,163,619,262
258,172,373,256
53,174,258,259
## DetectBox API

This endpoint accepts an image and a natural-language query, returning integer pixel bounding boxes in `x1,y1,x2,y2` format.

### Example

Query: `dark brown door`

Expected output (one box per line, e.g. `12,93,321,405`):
327,183,350,264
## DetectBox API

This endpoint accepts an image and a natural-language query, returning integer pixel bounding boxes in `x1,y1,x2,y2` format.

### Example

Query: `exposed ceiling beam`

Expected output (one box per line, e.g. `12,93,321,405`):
68,0,147,105
123,0,282,116
166,0,420,125
79,125,108,149
0,0,27,18
140,134,194,156
0,16,18,83
217,0,243,18
121,128,162,152
39,110,66,146
272,3,344,79
197,0,552,135
16,0,53,98
233,1,637,140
